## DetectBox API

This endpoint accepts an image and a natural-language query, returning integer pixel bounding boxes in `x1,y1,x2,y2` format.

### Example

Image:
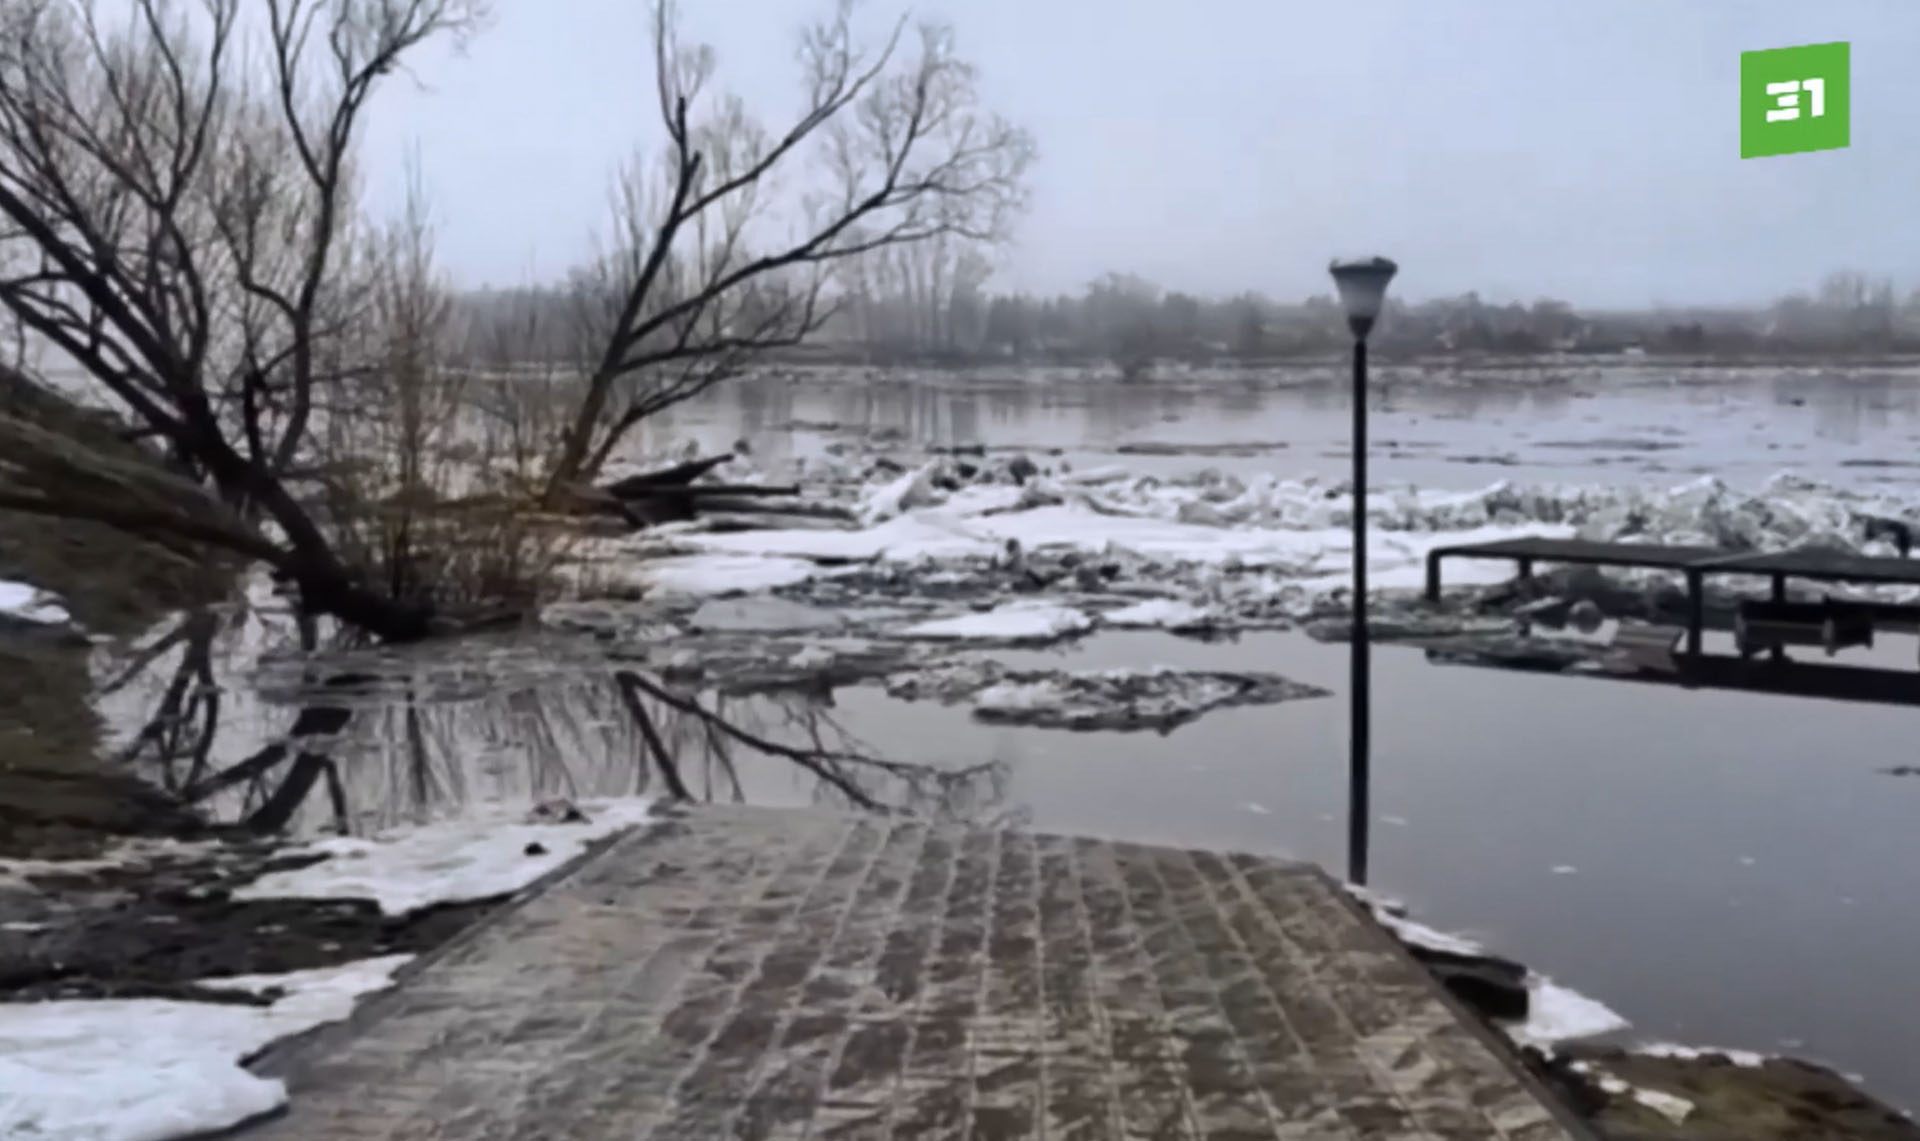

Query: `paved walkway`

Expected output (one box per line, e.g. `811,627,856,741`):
244,805,1588,1140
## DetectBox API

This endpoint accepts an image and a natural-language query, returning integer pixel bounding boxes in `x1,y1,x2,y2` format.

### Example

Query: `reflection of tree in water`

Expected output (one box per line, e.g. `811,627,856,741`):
102,609,1012,835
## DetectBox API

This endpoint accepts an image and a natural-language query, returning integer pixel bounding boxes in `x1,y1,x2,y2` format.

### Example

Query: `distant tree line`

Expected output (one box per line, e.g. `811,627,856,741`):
454,265,1920,376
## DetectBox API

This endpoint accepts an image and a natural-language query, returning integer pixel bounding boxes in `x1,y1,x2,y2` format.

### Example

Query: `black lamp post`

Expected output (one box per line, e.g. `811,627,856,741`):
1328,255,1397,886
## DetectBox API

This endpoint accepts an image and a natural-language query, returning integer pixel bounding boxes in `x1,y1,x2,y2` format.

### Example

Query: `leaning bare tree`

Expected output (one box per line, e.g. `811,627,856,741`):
0,0,485,641
536,0,1034,505
0,0,1031,641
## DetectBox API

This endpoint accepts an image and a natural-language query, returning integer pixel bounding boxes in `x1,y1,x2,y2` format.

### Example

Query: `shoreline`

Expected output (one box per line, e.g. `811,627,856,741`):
4,807,1916,1140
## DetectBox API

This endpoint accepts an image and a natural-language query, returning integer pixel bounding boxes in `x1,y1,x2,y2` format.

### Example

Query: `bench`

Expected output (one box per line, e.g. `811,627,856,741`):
1609,622,1685,674
1734,598,1873,659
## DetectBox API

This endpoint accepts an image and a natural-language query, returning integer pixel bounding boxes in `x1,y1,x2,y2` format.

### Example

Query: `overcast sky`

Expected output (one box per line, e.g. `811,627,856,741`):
359,1,1920,309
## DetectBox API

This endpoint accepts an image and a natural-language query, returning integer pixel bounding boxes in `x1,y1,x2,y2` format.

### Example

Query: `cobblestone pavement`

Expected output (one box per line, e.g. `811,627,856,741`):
243,804,1588,1140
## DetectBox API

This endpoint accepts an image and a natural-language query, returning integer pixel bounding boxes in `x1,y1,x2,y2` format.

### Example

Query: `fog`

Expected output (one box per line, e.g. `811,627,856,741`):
359,0,1920,308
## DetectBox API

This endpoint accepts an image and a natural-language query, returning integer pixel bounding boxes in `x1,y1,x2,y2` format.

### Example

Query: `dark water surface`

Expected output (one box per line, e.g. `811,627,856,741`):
835,629,1920,1107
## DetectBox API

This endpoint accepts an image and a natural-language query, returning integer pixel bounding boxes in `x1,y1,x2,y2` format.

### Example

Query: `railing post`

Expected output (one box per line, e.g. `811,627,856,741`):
1685,569,1705,657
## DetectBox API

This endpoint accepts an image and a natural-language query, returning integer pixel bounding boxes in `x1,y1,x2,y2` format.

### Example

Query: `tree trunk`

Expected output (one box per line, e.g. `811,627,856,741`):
196,430,443,642
294,569,438,642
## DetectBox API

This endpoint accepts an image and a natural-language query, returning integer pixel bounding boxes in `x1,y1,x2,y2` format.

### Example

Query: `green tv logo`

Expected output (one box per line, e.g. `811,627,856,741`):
1741,42,1849,158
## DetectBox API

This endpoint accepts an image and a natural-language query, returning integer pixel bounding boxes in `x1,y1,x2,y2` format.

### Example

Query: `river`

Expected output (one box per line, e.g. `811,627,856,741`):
92,360,1920,1111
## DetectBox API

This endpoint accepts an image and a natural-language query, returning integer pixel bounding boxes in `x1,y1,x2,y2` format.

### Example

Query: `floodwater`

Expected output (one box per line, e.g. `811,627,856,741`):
640,359,1920,492
94,362,1920,1111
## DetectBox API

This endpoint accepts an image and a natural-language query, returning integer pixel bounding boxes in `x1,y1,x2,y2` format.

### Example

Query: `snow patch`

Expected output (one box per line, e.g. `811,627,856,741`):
1376,912,1486,957
0,578,69,625
0,838,224,892
1628,1086,1697,1124
1637,1042,1769,1068
232,797,654,915
0,955,411,1141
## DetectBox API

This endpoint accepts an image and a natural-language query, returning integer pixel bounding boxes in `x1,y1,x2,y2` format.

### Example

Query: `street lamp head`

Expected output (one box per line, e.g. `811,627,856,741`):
1329,256,1398,340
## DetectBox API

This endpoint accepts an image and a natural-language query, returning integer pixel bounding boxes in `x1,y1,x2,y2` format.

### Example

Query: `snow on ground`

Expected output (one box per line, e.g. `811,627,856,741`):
1629,1086,1697,1126
1577,1066,1698,1125
1374,910,1488,958
232,797,654,915
1637,1042,1769,1068
0,838,225,892
0,955,412,1141
0,578,69,625
902,600,1094,642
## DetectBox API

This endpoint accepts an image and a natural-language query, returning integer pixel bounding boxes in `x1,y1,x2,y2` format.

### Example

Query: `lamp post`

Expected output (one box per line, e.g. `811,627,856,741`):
1328,255,1397,887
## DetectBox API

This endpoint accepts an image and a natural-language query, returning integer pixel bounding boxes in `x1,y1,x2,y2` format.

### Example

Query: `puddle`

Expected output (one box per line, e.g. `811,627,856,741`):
90,606,1014,837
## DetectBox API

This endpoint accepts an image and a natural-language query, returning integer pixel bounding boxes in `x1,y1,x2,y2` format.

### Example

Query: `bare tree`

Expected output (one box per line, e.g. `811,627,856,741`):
537,0,1034,504
0,0,486,641
0,0,1033,639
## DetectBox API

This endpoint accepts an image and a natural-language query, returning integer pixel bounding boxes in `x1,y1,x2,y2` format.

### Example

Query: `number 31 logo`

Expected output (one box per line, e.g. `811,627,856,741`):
1741,42,1849,159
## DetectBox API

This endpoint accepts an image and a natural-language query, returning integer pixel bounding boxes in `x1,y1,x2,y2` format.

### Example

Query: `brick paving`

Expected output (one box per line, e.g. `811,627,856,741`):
241,804,1589,1140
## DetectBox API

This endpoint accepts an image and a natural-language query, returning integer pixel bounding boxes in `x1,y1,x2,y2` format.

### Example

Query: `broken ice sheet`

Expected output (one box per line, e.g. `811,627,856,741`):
884,661,1329,732
899,599,1094,643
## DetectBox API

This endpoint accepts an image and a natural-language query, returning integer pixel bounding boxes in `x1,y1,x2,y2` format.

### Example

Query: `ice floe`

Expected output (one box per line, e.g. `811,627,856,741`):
612,456,1920,621
900,600,1094,642
1100,597,1218,629
1515,980,1633,1048
885,662,1329,731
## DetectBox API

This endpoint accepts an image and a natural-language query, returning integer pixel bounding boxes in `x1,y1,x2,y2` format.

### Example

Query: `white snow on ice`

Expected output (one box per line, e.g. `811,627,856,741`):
0,955,412,1141
1102,597,1215,628
232,797,654,915
901,600,1094,642
621,463,1920,609
0,578,69,625
630,553,831,596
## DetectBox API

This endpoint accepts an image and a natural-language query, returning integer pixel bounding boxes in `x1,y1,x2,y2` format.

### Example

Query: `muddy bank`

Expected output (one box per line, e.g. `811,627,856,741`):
1,374,234,858
1,795,651,1013
1551,1044,1919,1140
0,838,496,1005
1371,915,1919,1140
